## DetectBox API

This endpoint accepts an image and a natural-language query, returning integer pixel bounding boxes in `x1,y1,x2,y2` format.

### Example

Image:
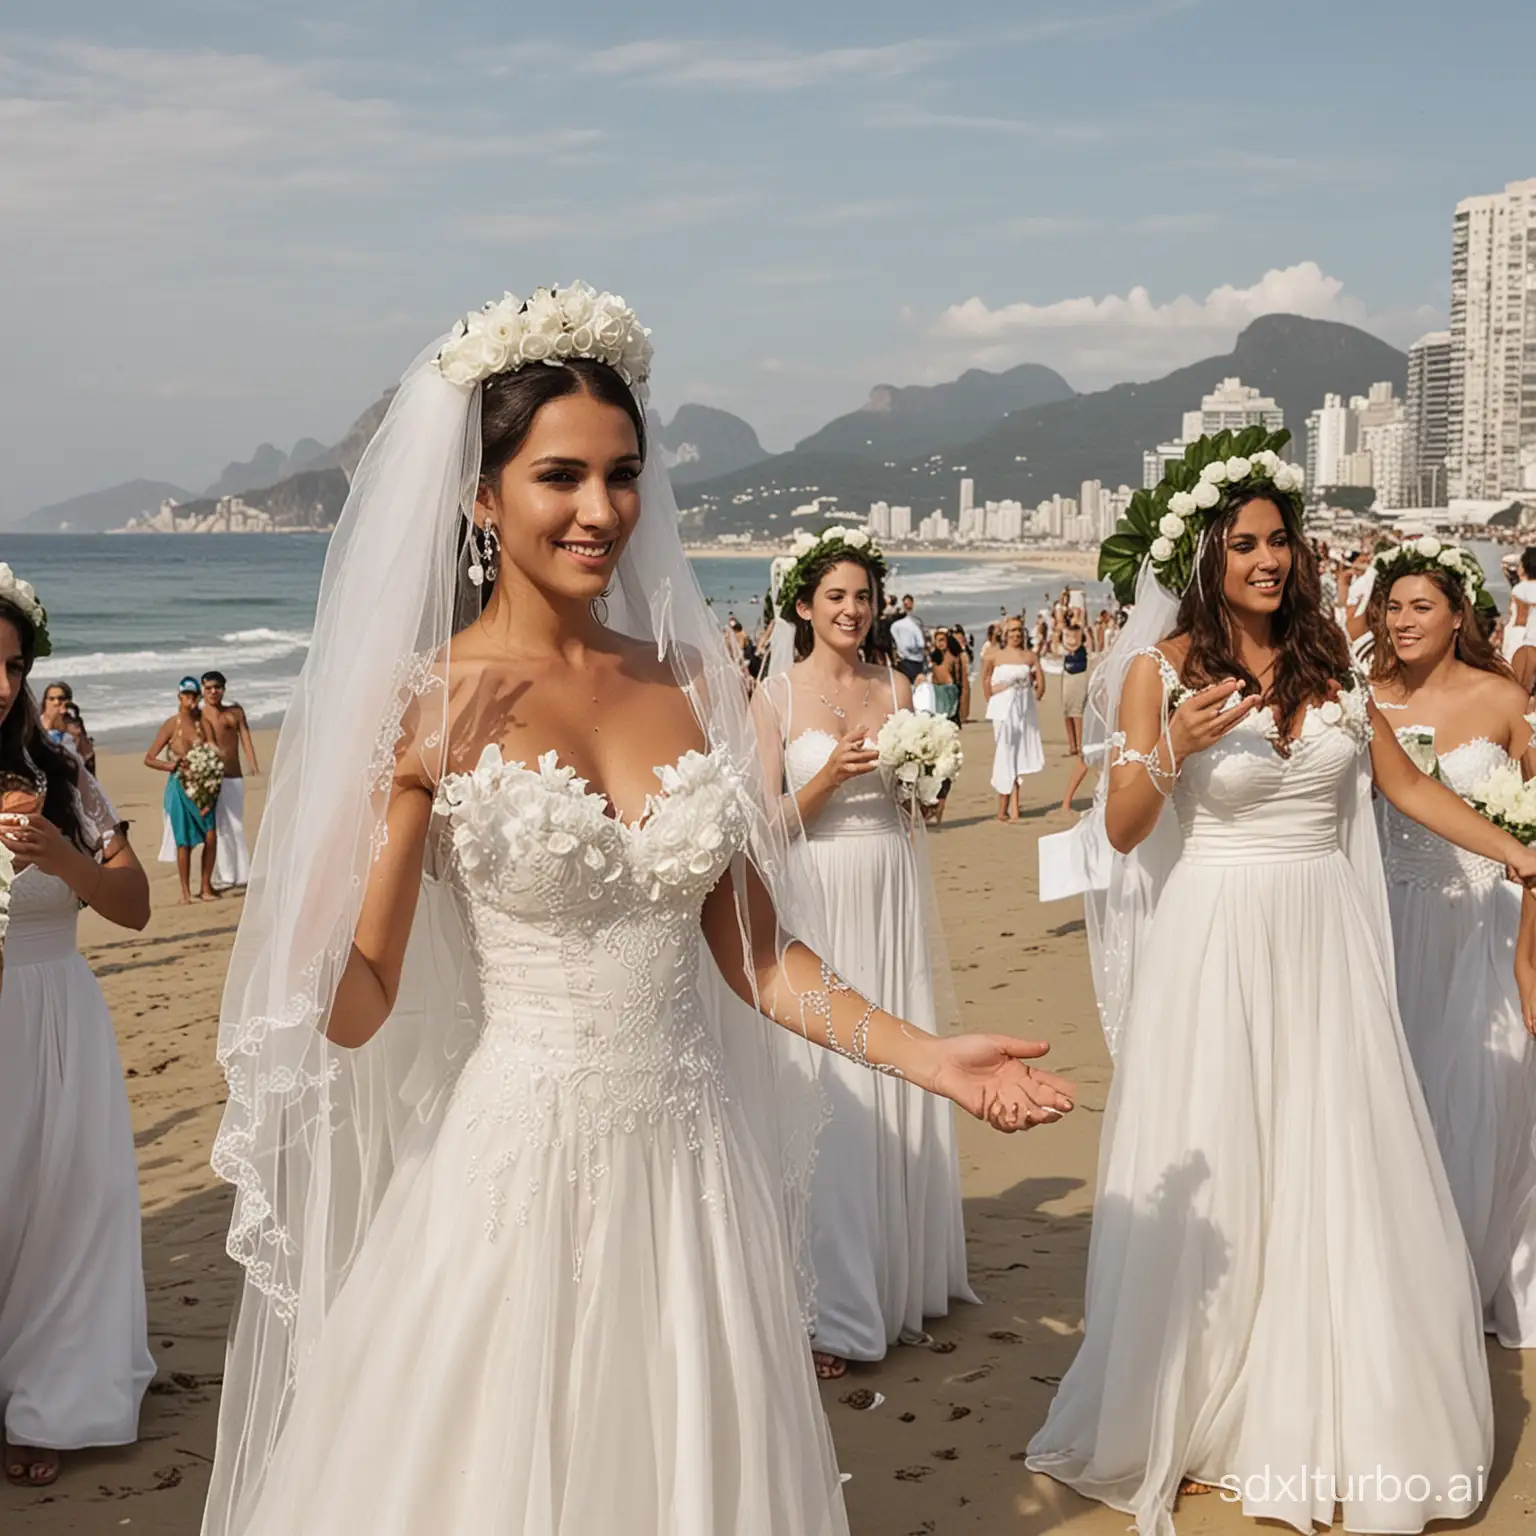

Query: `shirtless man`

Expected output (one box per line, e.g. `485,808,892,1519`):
146,677,217,902
200,670,259,891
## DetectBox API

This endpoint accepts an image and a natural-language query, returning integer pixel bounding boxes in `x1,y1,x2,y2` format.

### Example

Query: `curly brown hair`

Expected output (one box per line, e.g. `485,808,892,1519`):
1367,565,1509,687
1171,488,1352,745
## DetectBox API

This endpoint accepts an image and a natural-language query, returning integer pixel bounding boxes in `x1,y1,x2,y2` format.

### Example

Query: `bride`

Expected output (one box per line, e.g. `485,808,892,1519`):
1029,431,1536,1536
199,284,1075,1536
1361,538,1536,1345
756,528,976,1380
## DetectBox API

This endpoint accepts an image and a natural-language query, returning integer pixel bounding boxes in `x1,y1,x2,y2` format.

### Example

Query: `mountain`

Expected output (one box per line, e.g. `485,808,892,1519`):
678,316,1409,537
131,467,350,533
203,438,329,500
309,391,397,480
13,478,194,533
655,404,768,486
792,362,1074,464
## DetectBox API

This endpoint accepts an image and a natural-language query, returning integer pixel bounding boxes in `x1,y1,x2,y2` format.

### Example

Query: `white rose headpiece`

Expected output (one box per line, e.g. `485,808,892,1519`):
0,564,51,658
1100,427,1304,602
434,281,653,401
1359,537,1495,623
773,526,888,616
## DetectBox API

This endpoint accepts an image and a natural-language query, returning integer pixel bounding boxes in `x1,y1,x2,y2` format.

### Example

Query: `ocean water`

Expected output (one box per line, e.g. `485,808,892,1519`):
1,535,1107,751
5,533,1513,753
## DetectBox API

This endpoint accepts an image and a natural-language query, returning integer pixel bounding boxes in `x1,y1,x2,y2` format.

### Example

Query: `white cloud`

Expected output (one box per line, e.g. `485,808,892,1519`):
928,262,1408,381
494,37,950,92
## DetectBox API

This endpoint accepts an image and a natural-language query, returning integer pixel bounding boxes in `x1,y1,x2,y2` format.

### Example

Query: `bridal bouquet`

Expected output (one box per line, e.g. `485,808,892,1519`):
1468,760,1536,845
876,709,963,807
179,743,225,816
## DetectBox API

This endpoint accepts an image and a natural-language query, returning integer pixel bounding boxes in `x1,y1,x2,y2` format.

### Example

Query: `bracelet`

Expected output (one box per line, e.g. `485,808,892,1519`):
808,960,904,1077
1112,742,1180,795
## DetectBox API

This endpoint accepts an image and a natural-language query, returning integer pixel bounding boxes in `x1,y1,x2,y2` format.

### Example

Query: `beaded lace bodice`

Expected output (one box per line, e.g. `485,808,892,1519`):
429,744,752,1232
1379,733,1508,894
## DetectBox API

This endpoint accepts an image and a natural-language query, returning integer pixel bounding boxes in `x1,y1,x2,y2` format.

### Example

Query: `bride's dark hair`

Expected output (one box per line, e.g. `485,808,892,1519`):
1366,567,1509,686
1172,488,1352,744
479,358,646,483
0,595,86,849
785,546,887,661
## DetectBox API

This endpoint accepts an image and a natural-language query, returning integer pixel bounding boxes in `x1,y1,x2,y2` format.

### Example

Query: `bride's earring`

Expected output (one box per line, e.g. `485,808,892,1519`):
482,524,501,586
467,525,486,587
591,584,611,624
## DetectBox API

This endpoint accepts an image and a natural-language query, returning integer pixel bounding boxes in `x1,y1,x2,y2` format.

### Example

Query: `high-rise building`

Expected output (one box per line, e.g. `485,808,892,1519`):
1449,177,1536,500
867,500,892,540
890,504,913,540
918,510,952,542
1306,393,1357,489
1144,378,1284,488
1363,417,1413,509
1406,331,1452,507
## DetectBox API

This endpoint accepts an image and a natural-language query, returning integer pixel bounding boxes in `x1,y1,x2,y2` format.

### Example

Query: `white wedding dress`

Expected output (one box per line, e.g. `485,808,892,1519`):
1028,657,1493,1536
237,745,848,1536
1380,731,1536,1346
987,663,1044,793
779,699,975,1361
0,775,155,1454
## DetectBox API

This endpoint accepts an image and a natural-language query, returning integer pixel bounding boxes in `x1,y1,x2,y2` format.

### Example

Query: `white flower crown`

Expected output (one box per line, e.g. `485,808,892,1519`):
771,525,885,613
1361,536,1494,619
0,563,50,658
435,281,653,399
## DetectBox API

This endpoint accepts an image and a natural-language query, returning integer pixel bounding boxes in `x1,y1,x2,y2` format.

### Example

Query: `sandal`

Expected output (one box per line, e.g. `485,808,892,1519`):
812,1351,848,1381
5,1442,60,1487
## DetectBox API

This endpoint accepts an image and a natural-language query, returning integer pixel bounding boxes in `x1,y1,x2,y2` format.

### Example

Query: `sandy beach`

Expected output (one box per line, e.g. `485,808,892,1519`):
684,545,1103,579
7,701,1534,1535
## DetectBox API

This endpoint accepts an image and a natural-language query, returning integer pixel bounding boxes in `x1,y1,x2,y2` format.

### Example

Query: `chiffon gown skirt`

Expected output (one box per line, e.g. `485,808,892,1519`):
235,747,848,1536
1027,704,1494,1536
783,730,975,1361
0,866,154,1452
1381,735,1536,1346
987,664,1044,793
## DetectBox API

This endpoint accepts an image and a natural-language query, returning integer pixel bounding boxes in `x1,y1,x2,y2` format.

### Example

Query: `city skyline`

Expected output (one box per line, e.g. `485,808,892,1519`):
3,2,1534,518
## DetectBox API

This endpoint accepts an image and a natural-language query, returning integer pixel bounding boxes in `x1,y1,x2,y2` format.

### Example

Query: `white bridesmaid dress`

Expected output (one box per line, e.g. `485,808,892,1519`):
0,774,154,1455
1028,654,1493,1536
779,691,975,1362
987,663,1044,793
1380,729,1536,1347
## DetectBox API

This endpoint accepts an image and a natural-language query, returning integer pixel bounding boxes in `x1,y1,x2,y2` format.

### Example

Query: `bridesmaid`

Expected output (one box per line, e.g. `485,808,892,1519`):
0,572,153,1487
981,616,1045,821
757,532,976,1380
1365,542,1536,1344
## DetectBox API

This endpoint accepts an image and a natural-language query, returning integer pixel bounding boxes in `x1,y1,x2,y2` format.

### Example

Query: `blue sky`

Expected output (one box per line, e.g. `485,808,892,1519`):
2,0,1531,515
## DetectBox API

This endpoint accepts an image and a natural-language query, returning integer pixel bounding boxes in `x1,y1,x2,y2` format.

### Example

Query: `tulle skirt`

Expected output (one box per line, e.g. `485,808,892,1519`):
1028,850,1493,1536
1390,872,1536,1347
238,1070,848,1536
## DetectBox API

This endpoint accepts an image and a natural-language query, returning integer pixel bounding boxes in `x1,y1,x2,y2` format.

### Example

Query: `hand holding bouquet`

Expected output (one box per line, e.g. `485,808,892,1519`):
876,708,964,807
179,743,225,816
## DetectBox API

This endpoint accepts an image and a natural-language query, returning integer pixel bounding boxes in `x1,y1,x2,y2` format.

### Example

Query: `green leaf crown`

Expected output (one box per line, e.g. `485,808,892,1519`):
1098,426,1305,606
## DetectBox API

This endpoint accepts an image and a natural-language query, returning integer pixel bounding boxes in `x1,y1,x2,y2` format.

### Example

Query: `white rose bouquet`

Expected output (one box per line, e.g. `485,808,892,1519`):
1468,761,1536,846
179,743,226,816
875,708,963,807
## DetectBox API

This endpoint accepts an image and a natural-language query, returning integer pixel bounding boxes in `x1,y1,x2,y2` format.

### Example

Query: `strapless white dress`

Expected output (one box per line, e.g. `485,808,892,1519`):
782,729,975,1361
235,746,848,1536
987,663,1044,793
1380,731,1536,1346
1028,673,1493,1536
0,775,154,1454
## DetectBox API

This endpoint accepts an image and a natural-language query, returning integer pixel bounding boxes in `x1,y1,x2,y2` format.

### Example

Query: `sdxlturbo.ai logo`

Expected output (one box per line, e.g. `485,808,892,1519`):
1218,1467,1486,1507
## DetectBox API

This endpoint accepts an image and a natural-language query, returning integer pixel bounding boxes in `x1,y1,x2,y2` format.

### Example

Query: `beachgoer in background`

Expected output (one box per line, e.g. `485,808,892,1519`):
891,594,926,684
1059,620,1092,812
952,624,974,722
200,671,257,892
38,683,71,748
146,677,218,903
61,704,95,776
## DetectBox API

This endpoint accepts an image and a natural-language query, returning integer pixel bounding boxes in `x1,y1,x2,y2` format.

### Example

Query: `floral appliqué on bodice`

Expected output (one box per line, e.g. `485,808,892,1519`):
432,744,752,1241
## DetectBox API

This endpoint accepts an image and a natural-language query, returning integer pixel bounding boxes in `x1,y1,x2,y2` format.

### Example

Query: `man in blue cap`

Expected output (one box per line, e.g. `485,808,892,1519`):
144,676,219,903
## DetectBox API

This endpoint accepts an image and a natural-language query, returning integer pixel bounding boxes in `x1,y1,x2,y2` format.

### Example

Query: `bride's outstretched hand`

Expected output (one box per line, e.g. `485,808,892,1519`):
1507,843,1536,888
929,1034,1075,1132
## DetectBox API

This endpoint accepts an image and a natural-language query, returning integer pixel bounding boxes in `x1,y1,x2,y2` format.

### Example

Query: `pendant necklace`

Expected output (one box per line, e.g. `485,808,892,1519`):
821,678,871,723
